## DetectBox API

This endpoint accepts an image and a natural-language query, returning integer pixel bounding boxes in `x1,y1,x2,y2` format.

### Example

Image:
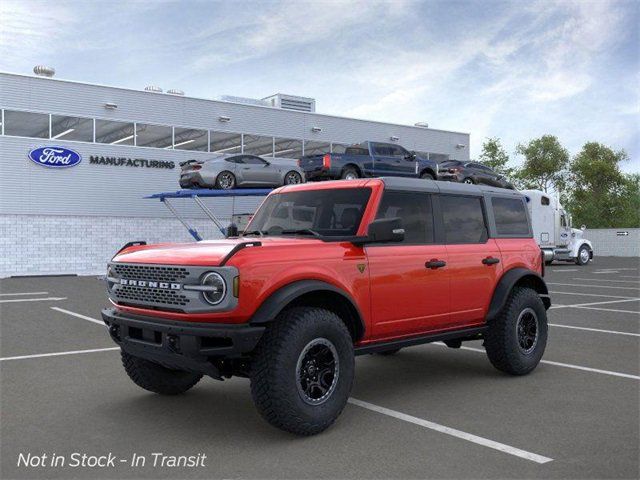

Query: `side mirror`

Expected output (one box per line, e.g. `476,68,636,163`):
404,152,416,160
355,217,404,245
581,225,586,231
226,223,239,238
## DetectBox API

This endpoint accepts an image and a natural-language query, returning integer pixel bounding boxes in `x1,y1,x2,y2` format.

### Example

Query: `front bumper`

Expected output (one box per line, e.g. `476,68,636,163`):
102,308,265,378
437,173,462,182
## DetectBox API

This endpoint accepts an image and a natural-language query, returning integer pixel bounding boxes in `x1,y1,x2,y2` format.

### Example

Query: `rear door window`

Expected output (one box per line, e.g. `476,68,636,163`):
440,195,487,244
375,192,434,244
491,197,530,236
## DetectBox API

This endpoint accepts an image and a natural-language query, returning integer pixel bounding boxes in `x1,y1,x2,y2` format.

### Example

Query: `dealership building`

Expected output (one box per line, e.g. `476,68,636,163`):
0,69,470,277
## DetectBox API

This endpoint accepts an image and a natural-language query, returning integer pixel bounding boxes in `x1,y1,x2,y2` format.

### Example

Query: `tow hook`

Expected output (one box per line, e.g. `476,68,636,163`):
167,334,180,353
108,324,120,342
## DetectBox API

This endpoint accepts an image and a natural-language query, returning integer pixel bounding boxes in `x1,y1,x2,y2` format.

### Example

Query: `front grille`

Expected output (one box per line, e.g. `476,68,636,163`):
113,264,189,283
116,285,190,307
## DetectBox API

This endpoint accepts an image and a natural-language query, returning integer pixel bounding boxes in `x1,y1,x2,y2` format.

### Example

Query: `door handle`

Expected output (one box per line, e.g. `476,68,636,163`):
425,260,446,269
482,257,500,265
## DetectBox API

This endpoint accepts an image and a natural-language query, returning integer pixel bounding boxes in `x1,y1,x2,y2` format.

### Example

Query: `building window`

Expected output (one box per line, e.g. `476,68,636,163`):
3,110,49,138
210,131,242,154
243,134,273,156
173,127,208,151
304,140,330,156
135,123,172,148
95,119,135,145
51,115,93,142
273,137,303,159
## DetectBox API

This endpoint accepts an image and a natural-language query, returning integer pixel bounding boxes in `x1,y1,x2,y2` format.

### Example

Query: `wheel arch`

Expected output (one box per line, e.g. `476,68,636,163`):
486,268,550,321
250,280,366,341
419,167,436,178
342,163,363,177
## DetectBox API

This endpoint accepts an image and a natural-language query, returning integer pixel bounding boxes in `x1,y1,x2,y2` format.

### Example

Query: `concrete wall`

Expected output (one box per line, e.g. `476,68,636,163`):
0,214,226,277
584,228,640,257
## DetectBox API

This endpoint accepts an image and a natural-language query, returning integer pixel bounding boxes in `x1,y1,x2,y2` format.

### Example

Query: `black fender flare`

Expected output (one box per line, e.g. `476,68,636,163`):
486,268,550,321
250,280,366,339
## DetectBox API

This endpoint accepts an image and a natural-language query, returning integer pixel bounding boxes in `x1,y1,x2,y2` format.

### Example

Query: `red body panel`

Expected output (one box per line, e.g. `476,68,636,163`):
111,179,542,345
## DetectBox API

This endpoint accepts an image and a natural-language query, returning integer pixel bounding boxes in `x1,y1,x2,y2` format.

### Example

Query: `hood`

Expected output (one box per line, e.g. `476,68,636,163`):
113,236,321,266
571,228,584,239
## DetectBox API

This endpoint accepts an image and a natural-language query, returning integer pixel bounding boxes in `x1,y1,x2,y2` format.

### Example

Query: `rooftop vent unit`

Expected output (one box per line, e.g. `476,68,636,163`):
218,95,270,107
414,122,429,128
144,85,163,93
33,65,55,77
263,93,316,113
167,89,184,96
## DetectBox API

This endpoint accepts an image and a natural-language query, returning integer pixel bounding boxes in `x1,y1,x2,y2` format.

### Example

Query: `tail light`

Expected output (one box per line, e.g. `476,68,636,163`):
192,165,202,170
297,159,301,166
322,154,331,169
448,167,460,173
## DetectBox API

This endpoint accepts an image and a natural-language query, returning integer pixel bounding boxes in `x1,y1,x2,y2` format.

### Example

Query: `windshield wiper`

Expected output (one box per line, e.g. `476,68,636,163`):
281,229,321,237
242,230,265,237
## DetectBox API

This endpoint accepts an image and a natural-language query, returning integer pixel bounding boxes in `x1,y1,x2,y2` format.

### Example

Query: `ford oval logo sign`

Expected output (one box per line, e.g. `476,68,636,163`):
28,146,82,168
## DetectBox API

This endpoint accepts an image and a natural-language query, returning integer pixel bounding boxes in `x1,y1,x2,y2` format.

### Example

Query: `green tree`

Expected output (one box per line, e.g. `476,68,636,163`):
515,135,569,192
567,142,639,228
478,137,513,176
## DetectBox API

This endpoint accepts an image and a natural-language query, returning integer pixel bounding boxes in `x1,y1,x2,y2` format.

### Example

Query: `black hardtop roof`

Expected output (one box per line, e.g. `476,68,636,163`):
380,177,523,197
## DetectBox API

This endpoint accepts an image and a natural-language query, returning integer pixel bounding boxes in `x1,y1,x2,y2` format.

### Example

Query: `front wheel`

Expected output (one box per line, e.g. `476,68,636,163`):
420,172,435,180
250,307,354,435
341,167,360,180
484,287,548,375
284,170,303,185
216,171,236,189
121,351,202,395
463,177,475,184
575,245,591,265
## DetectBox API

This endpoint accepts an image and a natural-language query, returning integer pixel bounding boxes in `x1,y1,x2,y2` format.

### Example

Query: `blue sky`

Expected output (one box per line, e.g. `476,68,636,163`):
2,0,638,171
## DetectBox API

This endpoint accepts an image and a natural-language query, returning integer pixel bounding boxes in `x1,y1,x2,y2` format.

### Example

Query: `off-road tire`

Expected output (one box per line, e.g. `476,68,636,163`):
250,307,354,435
376,348,402,356
484,287,547,376
215,171,236,189
420,172,435,180
575,245,591,265
341,167,360,180
121,351,202,395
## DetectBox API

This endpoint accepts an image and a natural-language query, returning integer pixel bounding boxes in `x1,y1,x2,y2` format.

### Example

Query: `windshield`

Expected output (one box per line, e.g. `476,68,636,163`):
245,188,372,237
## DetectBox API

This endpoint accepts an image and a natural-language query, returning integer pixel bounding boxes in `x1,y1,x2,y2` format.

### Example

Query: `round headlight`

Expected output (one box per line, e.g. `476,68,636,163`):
201,272,226,305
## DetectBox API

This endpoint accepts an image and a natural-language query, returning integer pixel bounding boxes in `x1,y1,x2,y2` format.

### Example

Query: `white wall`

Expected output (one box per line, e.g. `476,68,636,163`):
584,228,640,257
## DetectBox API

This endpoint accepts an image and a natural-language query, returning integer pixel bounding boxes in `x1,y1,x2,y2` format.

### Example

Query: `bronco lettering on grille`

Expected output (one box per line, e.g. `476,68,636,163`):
119,279,181,290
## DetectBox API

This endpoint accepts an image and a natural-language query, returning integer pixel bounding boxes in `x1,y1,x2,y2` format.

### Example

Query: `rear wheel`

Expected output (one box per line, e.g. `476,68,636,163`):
341,167,359,180
216,171,236,189
420,172,435,180
250,307,354,435
484,287,547,375
576,245,591,265
121,351,202,395
284,171,303,185
463,177,475,184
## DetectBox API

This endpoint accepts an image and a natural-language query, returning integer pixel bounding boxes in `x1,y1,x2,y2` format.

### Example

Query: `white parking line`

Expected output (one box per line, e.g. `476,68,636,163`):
593,271,619,274
441,344,640,380
572,278,640,284
569,305,639,315
549,291,636,299
348,398,553,464
0,297,67,303
549,269,578,273
549,323,640,337
547,282,640,291
0,291,49,296
550,298,640,310
620,275,640,279
595,268,638,272
51,307,105,326
0,347,119,362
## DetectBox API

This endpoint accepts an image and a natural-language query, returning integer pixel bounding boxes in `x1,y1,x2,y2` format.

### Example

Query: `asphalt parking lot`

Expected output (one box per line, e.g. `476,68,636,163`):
1,256,638,479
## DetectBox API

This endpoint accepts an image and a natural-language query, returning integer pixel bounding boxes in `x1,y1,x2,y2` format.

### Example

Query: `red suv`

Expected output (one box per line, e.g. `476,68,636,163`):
102,178,550,435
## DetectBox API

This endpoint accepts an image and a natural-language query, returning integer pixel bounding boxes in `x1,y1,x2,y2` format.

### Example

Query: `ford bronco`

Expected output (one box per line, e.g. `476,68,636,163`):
102,178,550,435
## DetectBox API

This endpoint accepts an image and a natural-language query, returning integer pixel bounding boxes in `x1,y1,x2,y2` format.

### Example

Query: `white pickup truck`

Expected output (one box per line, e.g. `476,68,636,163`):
522,190,594,266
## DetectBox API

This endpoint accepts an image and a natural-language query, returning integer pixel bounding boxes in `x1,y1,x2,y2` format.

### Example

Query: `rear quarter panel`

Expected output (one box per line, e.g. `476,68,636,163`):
494,238,542,275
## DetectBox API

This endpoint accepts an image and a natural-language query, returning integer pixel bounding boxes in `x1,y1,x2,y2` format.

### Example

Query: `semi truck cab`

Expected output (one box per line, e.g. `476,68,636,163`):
522,190,594,265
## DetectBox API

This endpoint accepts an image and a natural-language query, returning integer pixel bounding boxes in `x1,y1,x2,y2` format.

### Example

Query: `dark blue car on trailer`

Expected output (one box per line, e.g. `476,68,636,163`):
298,141,439,181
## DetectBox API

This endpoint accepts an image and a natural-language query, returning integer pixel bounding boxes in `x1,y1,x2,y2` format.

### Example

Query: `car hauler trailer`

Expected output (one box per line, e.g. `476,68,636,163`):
522,190,593,265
